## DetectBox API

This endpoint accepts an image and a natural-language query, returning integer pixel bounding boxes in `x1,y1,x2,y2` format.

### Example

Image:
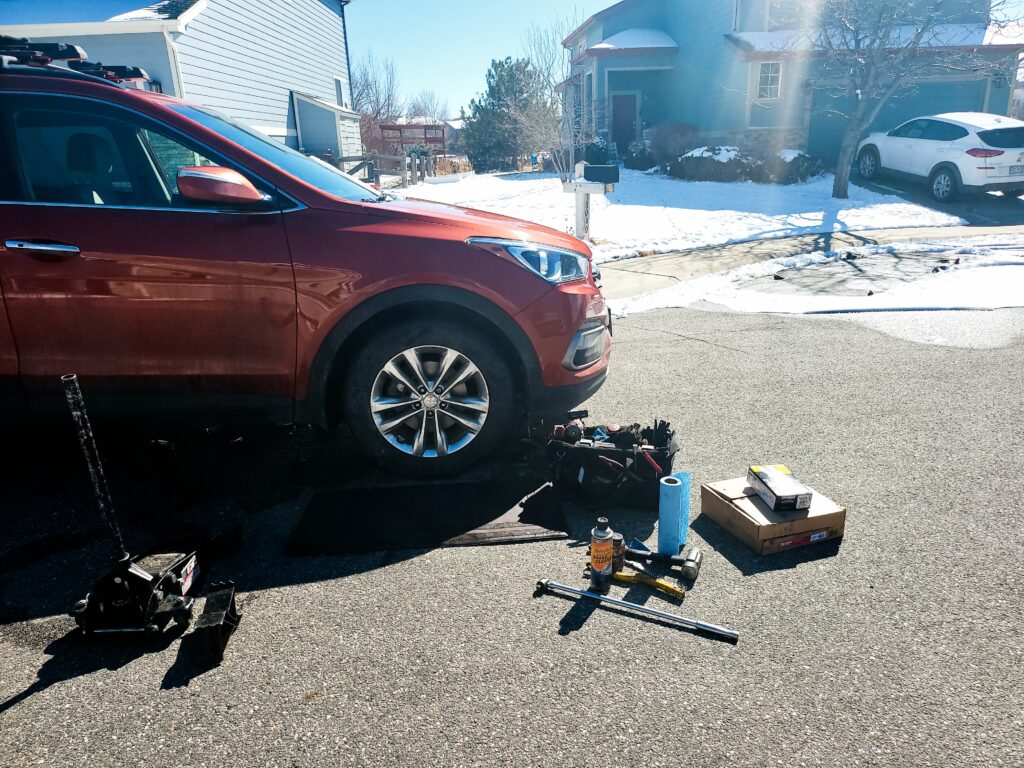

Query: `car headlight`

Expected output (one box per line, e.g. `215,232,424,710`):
467,238,590,284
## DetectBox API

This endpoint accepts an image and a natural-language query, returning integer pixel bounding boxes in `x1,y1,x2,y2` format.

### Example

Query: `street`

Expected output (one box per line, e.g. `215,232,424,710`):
2,307,1022,768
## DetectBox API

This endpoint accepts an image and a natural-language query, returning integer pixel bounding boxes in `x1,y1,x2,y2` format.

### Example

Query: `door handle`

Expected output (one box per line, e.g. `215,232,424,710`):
4,240,81,258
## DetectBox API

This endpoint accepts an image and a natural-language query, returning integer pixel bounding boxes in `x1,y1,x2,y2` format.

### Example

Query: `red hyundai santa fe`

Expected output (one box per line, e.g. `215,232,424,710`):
0,57,610,476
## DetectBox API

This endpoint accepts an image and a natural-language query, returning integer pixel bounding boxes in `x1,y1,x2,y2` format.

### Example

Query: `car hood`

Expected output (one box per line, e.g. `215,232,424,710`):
363,197,593,257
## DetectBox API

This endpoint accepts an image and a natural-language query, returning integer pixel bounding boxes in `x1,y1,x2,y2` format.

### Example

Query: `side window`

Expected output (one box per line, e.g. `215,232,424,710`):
12,107,142,205
924,121,969,142
141,129,216,197
892,120,929,139
7,96,269,210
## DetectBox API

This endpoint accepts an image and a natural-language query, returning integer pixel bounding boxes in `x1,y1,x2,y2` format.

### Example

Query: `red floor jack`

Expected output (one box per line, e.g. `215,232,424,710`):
64,374,198,638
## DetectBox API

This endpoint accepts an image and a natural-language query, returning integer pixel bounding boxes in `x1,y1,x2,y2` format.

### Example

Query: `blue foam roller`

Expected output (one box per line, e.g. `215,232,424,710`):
658,472,691,556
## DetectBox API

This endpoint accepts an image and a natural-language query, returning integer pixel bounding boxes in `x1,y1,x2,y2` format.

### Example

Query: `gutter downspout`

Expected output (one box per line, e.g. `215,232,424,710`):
341,1,356,110
162,30,186,99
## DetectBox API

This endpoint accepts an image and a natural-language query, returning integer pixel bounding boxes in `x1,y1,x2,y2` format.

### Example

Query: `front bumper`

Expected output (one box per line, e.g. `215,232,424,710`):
529,366,608,417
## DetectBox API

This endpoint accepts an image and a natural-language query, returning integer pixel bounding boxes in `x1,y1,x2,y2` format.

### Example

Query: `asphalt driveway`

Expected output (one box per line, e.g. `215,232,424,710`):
1,307,1022,767
854,177,1024,226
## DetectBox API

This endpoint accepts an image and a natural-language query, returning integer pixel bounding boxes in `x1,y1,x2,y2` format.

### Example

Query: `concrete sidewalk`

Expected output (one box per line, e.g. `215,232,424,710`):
599,224,1024,299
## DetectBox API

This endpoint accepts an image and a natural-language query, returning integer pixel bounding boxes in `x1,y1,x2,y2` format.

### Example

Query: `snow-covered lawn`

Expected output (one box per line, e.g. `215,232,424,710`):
609,235,1024,316
408,169,964,263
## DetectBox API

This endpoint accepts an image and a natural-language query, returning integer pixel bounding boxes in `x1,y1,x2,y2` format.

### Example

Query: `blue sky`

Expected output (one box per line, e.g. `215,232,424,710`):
346,0,611,117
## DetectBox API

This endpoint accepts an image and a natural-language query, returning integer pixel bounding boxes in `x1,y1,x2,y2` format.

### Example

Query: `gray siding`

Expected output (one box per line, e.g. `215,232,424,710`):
172,0,352,137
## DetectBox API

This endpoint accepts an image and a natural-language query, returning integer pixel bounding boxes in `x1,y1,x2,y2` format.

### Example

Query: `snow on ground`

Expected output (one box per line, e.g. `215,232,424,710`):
610,235,1024,316
408,169,964,263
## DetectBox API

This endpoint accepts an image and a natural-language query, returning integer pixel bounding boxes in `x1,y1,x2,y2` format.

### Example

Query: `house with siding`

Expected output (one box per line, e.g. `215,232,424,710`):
0,0,362,158
564,0,1024,163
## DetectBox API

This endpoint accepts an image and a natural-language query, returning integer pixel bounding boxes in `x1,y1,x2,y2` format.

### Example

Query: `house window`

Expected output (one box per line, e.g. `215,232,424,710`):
757,62,782,99
335,77,348,109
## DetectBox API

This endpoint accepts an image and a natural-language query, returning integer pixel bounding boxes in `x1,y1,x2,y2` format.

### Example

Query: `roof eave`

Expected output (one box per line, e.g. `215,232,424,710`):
573,46,679,64
0,1,209,37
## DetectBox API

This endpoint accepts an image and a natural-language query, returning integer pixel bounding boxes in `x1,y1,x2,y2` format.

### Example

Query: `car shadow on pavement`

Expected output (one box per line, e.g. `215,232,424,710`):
690,515,842,575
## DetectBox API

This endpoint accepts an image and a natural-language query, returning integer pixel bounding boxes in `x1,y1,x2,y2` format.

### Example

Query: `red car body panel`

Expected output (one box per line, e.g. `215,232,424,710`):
0,73,610,425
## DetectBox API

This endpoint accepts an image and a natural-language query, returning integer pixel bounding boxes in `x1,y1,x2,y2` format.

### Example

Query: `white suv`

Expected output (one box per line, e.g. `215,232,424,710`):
856,112,1024,202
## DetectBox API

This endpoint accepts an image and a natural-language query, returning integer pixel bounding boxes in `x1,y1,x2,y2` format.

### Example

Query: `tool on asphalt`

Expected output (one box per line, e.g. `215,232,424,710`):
548,419,677,508
63,374,197,637
589,517,615,594
193,581,241,663
680,547,703,582
747,465,813,513
658,472,691,556
626,538,689,568
612,568,686,600
535,580,738,644
612,532,625,573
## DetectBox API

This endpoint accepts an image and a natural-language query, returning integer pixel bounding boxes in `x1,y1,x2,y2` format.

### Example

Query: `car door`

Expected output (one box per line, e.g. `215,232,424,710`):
908,120,968,178
880,119,929,174
0,93,297,419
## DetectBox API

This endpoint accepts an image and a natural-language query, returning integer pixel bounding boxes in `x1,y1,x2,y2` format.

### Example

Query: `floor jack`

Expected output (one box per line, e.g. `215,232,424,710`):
64,375,197,638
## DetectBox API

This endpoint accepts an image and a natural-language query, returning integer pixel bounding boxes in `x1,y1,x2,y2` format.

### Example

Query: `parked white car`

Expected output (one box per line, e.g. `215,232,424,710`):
856,112,1024,202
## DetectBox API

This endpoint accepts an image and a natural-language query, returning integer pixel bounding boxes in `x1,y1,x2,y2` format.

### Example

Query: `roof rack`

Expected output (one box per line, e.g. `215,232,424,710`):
0,36,149,87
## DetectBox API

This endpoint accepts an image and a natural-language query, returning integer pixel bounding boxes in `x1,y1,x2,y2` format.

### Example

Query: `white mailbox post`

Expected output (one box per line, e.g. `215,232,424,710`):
562,161,615,241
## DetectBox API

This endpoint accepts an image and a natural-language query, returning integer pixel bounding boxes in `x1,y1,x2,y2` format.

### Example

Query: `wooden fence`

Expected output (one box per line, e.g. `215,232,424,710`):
331,153,442,188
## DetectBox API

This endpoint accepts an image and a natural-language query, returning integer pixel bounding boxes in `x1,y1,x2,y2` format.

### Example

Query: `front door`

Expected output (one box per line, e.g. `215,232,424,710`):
0,94,297,419
611,94,638,156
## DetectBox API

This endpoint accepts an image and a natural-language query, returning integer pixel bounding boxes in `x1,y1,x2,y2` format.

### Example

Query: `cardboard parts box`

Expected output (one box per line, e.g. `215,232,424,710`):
700,477,845,555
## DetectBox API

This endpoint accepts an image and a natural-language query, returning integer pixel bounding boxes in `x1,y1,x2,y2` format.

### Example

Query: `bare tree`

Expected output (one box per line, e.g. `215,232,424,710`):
515,13,598,182
797,0,1020,198
351,53,405,152
407,90,450,122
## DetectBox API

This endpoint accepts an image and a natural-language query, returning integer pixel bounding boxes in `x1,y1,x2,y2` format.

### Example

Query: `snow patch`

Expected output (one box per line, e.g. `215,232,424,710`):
408,169,965,264
590,28,677,51
778,149,803,163
682,146,741,163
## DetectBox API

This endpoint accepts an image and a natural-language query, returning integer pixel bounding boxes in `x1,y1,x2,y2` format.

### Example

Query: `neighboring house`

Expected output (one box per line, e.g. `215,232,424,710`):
0,0,362,158
563,0,1024,163
380,116,447,154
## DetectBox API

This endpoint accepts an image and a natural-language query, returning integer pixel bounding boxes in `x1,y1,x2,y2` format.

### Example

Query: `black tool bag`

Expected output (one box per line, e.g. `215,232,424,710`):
547,421,677,510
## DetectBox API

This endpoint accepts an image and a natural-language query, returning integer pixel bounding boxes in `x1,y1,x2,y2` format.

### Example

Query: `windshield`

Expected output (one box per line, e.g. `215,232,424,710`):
169,104,380,202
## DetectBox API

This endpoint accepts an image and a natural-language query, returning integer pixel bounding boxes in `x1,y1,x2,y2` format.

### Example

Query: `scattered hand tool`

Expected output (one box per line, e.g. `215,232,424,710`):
585,559,686,601
535,579,739,644
613,568,686,601
626,537,688,567
680,547,703,581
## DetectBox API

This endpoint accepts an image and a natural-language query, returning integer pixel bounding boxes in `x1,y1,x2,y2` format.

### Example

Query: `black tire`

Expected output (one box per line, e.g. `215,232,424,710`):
929,167,958,203
857,147,880,180
341,319,515,477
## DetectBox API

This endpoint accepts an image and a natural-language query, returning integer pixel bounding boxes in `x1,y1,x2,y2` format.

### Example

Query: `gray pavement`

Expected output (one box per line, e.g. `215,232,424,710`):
2,308,1024,767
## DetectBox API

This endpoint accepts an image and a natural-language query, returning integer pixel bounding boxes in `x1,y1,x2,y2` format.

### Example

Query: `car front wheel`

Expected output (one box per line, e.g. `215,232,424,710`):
342,319,515,476
930,168,958,202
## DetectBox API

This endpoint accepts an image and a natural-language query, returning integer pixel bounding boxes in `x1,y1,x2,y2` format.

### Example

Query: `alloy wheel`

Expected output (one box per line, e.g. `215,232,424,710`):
859,152,876,178
933,172,953,201
369,345,490,458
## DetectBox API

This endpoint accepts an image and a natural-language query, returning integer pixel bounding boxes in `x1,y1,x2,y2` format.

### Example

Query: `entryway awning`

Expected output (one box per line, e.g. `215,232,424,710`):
576,27,678,60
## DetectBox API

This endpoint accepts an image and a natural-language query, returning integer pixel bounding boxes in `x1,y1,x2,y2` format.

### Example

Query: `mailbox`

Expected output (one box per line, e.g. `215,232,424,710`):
582,164,620,184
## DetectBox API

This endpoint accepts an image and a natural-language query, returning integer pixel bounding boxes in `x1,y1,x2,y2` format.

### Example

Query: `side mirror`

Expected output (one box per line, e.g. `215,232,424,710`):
176,166,271,206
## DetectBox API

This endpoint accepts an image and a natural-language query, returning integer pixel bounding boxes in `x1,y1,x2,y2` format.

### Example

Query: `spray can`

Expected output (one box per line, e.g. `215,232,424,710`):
612,533,625,573
589,517,614,594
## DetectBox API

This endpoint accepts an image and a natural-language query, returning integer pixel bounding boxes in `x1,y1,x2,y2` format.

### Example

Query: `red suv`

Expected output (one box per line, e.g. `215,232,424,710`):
0,57,610,475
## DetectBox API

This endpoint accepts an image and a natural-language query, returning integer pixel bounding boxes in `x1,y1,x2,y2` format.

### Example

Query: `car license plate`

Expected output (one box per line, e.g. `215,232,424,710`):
1011,166,1024,175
